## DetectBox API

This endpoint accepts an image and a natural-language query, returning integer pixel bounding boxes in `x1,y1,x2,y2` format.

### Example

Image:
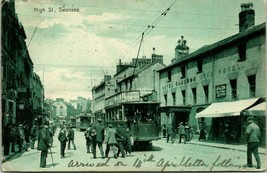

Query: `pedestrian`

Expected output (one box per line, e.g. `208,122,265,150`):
58,124,67,158
30,125,38,149
189,125,194,140
10,124,17,153
162,124,166,138
224,123,230,144
115,123,126,158
184,122,190,141
37,121,52,168
92,118,105,159
104,124,118,159
3,122,12,155
245,116,261,169
17,124,26,152
125,127,132,157
166,124,174,143
24,124,30,151
84,124,93,153
67,126,76,150
48,123,54,147
178,122,186,144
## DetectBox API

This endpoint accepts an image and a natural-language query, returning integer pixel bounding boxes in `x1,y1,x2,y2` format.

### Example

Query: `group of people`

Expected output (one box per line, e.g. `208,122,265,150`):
163,122,193,144
84,118,132,159
3,122,46,156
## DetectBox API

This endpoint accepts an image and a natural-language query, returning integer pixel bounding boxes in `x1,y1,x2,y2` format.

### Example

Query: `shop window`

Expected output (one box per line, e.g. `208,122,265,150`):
172,92,176,106
168,70,172,82
230,79,237,100
164,94,167,106
192,88,197,104
197,60,203,73
203,85,209,103
181,90,186,105
238,42,247,61
248,75,256,98
181,65,186,78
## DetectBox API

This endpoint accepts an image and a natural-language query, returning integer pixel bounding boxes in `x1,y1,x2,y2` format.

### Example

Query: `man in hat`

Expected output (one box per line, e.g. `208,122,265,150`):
245,116,261,169
37,121,52,168
58,124,67,158
92,118,105,159
116,123,126,158
178,122,186,144
84,124,93,153
104,124,118,158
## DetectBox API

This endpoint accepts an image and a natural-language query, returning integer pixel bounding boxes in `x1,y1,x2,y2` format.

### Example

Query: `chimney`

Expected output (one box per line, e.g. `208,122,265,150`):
239,2,255,32
104,75,111,82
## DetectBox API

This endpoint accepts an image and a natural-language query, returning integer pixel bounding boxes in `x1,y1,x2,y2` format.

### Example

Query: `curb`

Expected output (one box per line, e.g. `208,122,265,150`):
188,142,266,155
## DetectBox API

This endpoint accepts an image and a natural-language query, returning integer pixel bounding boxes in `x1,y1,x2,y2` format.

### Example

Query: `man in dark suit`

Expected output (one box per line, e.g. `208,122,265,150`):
58,124,67,158
37,121,52,168
245,116,261,169
92,118,105,159
116,123,126,158
166,124,174,143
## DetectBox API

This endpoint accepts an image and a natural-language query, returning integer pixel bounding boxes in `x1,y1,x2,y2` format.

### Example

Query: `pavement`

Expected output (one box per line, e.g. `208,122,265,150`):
2,135,266,164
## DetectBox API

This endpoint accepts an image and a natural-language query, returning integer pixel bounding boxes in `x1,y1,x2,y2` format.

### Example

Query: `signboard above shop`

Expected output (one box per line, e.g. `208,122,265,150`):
106,91,140,106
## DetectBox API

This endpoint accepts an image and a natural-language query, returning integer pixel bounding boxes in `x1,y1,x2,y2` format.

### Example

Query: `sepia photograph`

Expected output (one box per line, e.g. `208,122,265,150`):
1,0,266,172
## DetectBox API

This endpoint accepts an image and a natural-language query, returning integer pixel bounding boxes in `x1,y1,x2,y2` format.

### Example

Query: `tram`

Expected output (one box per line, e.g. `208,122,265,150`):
76,115,90,131
105,92,161,150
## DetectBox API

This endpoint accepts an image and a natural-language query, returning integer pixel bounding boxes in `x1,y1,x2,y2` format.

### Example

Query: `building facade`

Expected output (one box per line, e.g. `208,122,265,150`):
2,0,35,126
52,98,77,123
158,3,265,145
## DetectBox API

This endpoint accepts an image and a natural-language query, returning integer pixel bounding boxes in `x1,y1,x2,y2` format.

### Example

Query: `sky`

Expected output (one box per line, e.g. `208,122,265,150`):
14,0,266,102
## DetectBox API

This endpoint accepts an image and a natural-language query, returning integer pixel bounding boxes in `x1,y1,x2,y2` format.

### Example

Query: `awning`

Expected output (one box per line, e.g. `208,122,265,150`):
242,102,266,116
196,98,260,118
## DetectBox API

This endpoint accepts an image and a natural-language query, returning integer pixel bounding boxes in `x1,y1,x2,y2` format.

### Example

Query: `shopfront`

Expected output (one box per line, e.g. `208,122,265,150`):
196,98,265,145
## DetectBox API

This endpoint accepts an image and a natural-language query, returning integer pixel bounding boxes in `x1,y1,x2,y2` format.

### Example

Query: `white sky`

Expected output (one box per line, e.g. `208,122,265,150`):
14,0,266,101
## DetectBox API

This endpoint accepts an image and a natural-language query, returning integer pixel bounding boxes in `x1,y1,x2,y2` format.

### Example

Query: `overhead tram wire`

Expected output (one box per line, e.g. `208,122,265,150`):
131,0,177,76
108,0,177,69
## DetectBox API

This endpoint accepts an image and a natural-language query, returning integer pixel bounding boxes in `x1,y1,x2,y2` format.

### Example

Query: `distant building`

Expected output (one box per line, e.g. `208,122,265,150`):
52,98,77,123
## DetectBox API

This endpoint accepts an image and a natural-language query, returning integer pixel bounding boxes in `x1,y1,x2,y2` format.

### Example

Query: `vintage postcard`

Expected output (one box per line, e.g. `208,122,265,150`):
1,0,266,172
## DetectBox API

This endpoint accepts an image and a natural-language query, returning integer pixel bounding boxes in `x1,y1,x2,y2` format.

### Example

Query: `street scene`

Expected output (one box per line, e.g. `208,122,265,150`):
2,128,266,172
1,0,266,172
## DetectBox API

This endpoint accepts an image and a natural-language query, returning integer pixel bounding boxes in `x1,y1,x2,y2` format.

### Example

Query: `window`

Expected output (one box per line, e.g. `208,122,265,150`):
181,90,186,105
238,43,246,61
181,65,186,78
248,75,256,98
197,60,203,73
168,70,172,82
230,79,237,100
125,81,128,91
172,92,176,106
164,94,167,106
129,79,132,91
192,88,197,104
203,85,209,103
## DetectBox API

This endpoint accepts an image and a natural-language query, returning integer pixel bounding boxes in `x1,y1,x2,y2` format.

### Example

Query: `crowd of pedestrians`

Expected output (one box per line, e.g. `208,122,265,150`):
83,118,132,159
164,122,194,144
3,122,47,156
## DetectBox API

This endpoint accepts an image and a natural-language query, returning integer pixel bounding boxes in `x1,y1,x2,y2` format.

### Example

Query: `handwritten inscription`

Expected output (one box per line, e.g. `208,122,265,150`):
67,154,243,171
